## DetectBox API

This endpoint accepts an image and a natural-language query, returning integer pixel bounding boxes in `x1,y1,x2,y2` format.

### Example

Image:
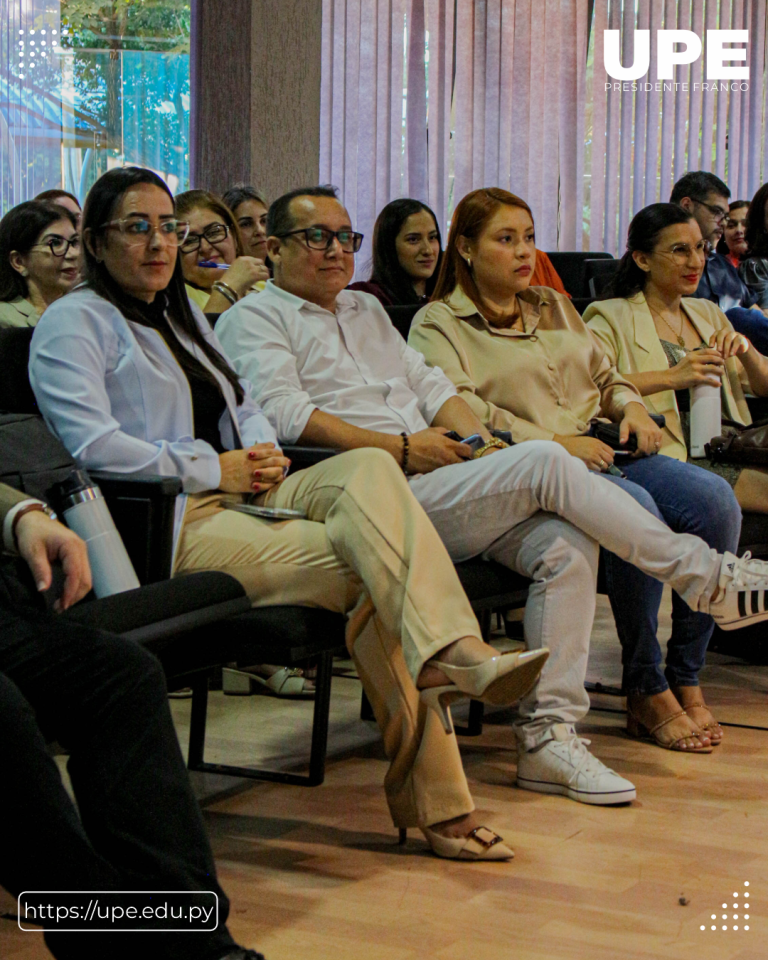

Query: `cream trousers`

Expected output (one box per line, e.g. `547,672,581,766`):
174,448,480,828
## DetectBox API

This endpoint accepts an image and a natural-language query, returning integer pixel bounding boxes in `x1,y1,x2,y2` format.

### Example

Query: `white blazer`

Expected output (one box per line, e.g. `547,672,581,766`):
29,287,277,551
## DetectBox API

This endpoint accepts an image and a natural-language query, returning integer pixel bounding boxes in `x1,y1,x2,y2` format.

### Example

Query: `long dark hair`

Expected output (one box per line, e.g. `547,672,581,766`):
745,183,768,259
603,203,697,299
369,199,443,304
431,188,532,316
0,201,78,302
81,167,244,403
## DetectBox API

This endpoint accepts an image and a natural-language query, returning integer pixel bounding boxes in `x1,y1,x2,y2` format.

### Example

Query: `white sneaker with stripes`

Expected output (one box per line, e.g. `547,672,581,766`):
709,551,768,630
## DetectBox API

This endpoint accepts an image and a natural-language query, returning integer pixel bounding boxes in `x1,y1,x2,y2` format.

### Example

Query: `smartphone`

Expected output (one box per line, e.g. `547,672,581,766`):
222,502,308,520
444,431,486,455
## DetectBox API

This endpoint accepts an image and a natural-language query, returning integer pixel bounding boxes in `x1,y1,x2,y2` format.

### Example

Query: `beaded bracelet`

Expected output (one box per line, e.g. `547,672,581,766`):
400,432,410,474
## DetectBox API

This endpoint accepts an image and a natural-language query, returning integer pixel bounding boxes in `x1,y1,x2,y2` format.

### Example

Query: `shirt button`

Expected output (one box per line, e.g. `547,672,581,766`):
191,455,198,461
557,398,567,407
548,363,556,371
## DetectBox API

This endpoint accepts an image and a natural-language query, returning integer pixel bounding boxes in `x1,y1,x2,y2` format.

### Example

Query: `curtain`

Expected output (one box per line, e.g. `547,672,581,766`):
321,0,768,263
589,0,768,255
320,0,454,274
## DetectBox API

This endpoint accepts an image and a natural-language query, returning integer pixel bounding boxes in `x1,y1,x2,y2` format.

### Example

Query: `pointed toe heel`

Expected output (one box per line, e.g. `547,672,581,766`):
421,825,514,861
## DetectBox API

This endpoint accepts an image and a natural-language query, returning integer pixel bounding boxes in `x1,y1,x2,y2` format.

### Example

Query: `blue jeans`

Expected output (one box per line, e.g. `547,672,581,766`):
600,454,741,696
725,306,768,356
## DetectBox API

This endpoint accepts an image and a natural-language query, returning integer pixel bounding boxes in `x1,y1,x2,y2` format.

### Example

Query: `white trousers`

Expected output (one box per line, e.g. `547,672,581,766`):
409,440,722,750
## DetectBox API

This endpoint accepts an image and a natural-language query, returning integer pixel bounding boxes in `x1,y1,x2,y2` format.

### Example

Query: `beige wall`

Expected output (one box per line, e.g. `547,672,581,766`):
192,0,322,203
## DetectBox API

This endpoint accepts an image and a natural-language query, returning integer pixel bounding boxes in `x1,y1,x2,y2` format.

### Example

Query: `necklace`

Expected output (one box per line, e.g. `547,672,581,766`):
649,305,686,348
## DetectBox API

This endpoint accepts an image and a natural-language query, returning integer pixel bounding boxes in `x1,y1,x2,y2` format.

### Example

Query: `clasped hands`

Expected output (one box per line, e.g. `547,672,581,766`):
218,442,292,494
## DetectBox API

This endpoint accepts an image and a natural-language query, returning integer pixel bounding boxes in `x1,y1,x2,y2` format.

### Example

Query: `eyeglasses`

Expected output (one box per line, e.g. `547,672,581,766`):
180,222,229,253
657,240,707,264
691,199,728,223
276,227,364,253
29,234,81,257
101,218,190,246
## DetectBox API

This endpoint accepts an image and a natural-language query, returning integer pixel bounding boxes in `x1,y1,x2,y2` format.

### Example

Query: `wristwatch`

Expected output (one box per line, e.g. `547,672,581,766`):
11,502,55,544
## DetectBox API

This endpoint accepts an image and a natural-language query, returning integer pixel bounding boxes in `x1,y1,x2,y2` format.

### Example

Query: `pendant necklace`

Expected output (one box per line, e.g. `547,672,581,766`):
650,305,686,348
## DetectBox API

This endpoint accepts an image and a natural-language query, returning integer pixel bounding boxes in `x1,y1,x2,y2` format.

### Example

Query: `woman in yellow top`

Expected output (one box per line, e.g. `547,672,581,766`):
175,190,269,315
409,187,742,753
584,202,768,514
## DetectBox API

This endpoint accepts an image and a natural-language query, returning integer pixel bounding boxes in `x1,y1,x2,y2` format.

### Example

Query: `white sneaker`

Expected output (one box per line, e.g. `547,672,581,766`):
709,551,768,630
516,724,636,805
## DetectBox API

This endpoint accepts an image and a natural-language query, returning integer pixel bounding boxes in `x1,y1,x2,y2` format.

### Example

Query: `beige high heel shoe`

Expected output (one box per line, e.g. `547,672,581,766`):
419,649,549,733
420,825,515,861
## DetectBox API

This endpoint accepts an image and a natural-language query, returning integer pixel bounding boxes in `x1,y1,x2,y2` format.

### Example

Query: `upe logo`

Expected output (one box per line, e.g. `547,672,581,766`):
604,30,749,80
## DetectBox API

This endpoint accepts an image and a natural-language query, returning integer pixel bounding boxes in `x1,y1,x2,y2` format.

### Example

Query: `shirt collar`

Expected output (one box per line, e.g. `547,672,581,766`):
265,278,360,317
444,284,546,335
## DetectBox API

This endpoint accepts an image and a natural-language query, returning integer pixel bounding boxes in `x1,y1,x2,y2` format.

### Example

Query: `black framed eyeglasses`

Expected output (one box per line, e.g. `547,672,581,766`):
30,234,81,257
180,222,229,253
277,227,364,253
691,199,728,223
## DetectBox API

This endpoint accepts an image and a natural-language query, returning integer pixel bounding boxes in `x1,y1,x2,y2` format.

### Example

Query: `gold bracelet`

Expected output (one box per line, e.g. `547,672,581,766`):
212,280,238,305
471,438,508,459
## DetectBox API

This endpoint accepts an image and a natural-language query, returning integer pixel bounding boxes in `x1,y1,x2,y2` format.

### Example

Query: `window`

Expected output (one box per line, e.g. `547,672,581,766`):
1,0,190,215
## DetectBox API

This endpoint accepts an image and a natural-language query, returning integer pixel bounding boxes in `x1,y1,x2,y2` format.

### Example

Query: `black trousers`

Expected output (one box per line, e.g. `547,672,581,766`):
0,569,238,960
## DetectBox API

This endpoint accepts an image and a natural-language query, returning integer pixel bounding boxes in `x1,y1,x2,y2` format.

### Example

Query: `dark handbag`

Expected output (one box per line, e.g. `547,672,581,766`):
586,413,666,452
706,418,768,465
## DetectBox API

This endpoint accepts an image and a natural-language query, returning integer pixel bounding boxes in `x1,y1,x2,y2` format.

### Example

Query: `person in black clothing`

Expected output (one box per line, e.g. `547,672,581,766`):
0,481,264,960
670,171,768,355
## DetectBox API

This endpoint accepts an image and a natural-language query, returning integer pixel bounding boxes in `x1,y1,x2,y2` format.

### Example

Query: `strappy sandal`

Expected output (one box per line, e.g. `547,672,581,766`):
670,687,723,745
626,707,713,753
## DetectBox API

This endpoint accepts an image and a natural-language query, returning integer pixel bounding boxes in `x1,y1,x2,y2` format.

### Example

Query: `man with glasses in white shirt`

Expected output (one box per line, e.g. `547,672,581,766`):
216,185,768,807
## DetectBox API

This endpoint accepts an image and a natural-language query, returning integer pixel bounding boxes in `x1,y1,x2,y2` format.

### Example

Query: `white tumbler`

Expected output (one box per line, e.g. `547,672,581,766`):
689,383,722,458
52,470,140,598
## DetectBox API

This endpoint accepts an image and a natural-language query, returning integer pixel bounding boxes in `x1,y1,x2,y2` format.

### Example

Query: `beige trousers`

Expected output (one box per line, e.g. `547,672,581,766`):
174,448,480,828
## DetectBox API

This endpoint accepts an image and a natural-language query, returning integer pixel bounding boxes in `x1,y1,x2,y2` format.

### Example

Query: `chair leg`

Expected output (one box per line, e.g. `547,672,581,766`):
360,689,375,721
187,672,210,767
307,650,334,786
186,655,334,787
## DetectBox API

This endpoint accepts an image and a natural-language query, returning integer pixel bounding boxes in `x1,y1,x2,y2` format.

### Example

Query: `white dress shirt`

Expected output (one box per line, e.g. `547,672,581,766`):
215,281,457,443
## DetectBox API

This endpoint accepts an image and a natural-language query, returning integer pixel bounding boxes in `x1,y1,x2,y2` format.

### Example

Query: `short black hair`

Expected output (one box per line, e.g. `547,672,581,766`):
267,185,340,240
0,200,78,302
670,171,730,205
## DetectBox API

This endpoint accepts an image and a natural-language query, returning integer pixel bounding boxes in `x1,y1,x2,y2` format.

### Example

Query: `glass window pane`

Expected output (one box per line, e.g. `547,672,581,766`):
0,0,190,215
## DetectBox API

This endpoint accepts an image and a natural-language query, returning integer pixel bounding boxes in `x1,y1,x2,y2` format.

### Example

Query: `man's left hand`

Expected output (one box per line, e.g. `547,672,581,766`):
619,401,663,457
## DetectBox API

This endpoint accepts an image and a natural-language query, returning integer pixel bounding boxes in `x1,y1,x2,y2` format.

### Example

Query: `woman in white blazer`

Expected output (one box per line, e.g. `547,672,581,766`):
28,166,550,862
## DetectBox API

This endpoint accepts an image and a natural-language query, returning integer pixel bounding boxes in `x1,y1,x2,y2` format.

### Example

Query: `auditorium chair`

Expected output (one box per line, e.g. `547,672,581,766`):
585,258,620,298
545,251,615,299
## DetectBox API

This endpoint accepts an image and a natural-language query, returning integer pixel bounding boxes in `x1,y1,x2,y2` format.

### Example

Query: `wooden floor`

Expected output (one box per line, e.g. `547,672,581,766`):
3,590,767,960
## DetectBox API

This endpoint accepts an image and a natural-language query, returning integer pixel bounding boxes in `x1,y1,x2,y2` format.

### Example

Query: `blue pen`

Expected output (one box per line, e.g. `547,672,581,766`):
197,260,229,269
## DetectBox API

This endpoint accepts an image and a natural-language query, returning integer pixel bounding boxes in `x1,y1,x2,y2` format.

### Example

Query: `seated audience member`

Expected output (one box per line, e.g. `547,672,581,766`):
530,247,571,297
175,189,270,313
409,189,740,752
0,200,80,328
670,171,768,355
34,187,82,227
223,184,270,264
740,183,768,311
716,199,750,269
0,480,263,960
585,202,768,518
30,166,553,863
349,198,442,305
216,185,768,799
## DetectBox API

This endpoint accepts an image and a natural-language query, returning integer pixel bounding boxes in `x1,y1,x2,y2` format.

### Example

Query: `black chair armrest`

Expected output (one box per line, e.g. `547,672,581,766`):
283,445,341,470
91,471,182,584
61,571,250,648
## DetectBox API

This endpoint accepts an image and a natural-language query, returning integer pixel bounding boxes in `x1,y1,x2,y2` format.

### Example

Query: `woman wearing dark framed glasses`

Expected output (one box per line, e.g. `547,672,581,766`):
0,200,80,328
176,189,270,314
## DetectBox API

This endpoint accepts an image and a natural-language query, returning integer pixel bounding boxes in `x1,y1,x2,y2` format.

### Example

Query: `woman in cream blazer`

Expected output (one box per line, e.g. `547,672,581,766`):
584,203,768,515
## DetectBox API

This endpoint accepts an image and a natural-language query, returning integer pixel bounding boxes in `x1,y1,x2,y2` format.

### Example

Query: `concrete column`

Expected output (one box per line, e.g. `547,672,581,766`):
191,0,322,202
